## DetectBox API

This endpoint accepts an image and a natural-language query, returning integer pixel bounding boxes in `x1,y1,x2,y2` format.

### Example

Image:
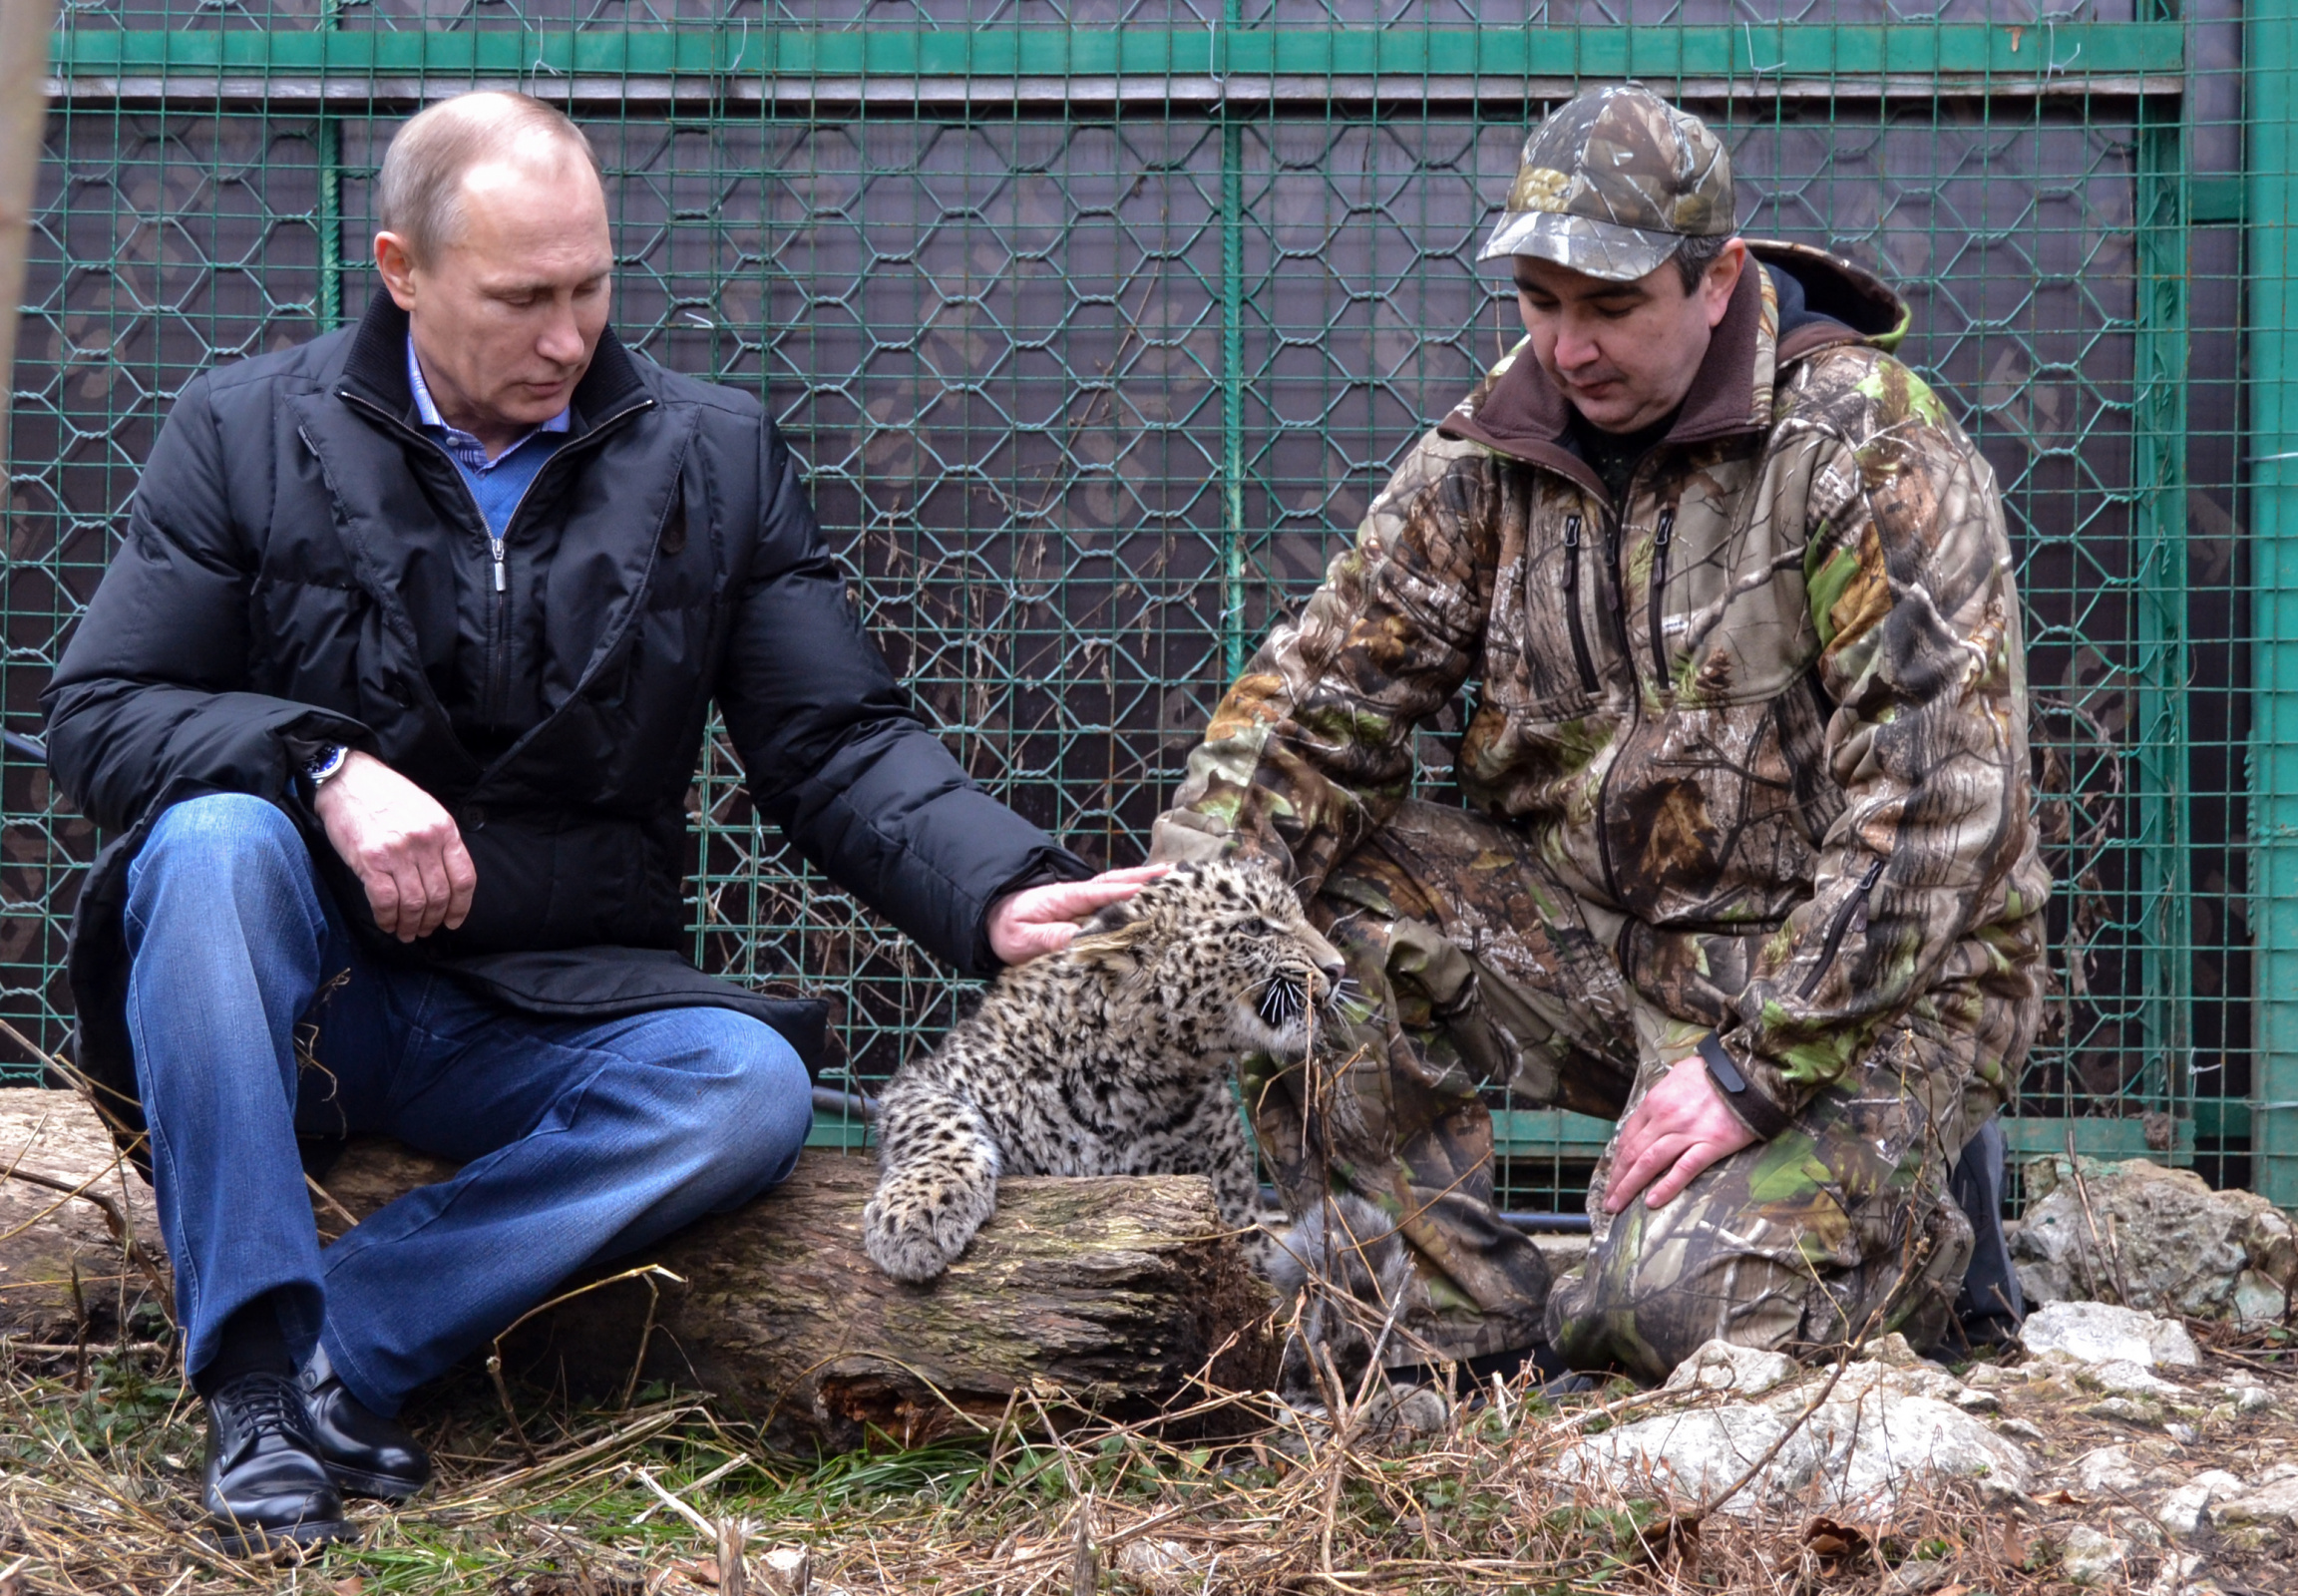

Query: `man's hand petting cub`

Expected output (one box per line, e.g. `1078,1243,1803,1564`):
985,863,1169,965
312,750,479,942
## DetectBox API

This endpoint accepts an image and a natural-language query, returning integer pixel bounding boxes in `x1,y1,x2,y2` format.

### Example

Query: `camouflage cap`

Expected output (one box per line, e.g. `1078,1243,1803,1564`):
1479,84,1735,281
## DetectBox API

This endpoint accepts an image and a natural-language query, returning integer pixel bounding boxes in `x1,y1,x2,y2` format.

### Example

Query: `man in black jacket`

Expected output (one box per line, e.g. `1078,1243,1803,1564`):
43,92,1147,1552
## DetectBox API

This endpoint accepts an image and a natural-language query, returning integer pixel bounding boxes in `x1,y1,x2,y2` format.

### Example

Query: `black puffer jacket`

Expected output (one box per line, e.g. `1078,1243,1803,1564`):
45,293,1087,1138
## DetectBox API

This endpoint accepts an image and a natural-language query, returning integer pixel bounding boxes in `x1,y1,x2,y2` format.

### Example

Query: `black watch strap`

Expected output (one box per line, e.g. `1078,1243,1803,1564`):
1697,1030,1795,1141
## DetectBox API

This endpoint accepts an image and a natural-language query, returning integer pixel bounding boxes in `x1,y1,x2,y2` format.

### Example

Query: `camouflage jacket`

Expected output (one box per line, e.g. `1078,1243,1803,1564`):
1153,242,2049,1137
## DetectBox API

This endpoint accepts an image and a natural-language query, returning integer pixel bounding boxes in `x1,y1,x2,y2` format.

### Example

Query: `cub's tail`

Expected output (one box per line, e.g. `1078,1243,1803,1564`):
863,1084,1002,1283
1267,1193,1414,1402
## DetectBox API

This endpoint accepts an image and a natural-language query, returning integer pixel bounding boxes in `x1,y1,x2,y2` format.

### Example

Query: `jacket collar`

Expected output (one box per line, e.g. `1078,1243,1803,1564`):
1438,238,1907,496
335,291,649,435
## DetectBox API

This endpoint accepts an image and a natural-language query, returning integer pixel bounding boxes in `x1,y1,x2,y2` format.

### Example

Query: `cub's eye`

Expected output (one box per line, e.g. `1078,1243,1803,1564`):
1257,919,1291,939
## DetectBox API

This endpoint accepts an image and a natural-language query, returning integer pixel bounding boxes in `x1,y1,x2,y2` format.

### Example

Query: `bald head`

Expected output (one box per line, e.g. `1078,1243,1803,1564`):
372,93,614,459
377,92,600,263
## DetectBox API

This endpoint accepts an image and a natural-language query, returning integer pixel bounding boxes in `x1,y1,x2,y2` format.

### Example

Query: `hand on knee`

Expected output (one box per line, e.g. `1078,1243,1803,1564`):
1604,1055,1758,1213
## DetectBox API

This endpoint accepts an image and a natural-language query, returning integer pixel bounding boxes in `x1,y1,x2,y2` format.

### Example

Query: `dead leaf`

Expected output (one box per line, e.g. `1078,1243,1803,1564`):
1633,1514,1700,1576
332,1581,366,1596
1798,1517,1874,1576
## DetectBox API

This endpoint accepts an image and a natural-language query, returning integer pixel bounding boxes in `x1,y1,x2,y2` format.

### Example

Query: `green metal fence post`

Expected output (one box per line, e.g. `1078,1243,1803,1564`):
2248,0,2298,1209
2132,91,2191,1131
317,118,341,331
316,1,340,331
1218,7,1247,685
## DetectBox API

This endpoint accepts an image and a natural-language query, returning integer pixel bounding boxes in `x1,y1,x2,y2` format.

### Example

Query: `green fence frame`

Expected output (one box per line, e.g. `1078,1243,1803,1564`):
11,13,2272,1204
2249,1,2298,1210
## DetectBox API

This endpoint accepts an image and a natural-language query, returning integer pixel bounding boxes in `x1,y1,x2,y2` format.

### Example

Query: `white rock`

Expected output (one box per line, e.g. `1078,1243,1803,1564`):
2165,1421,2199,1444
2012,1156,2298,1322
2209,1473,2298,1530
1660,1339,1796,1398
1553,1404,1817,1516
1801,1389,2033,1512
759,1545,812,1596
2159,1470,2247,1538
2020,1301,2202,1369
1567,1384,2030,1516
2072,1443,2148,1494
1953,1388,2002,1412
2233,1270,2289,1325
1859,1332,1925,1367
2226,1385,2274,1413
1115,1538,1204,1589
2061,1524,2127,1585
2088,1359,2187,1396
1773,1357,1965,1411
2106,1509,2164,1547
2144,1551,2207,1596
1997,1417,2049,1443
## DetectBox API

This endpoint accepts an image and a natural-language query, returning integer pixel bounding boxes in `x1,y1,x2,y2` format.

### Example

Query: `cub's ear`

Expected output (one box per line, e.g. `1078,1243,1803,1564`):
1080,895,1143,937
1066,905,1151,977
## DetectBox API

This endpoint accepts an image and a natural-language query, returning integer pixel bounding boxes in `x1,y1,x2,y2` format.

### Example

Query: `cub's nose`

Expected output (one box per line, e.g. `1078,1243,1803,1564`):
1316,955,1346,997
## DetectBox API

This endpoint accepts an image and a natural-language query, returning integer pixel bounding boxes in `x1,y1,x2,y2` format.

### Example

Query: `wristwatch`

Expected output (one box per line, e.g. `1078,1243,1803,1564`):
303,743,349,788
1696,1030,1794,1140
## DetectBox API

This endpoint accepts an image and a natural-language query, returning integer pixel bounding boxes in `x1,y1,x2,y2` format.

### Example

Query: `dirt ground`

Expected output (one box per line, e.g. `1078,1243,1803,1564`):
0,1313,2290,1594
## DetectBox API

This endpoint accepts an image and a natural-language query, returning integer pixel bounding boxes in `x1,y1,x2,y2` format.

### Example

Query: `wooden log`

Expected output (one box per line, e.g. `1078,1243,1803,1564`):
0,1088,168,1346
0,1088,1280,1448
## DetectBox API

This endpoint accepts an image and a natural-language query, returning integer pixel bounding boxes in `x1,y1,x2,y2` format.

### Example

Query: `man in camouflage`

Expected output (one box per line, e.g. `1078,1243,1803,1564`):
1151,85,2048,1383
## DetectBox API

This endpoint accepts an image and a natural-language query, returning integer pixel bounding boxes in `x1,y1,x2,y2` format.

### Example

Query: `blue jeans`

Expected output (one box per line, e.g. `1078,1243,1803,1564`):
122,793,813,1415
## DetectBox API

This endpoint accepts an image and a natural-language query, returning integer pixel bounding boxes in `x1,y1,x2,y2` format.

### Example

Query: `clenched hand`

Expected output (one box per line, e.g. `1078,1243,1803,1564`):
986,863,1171,965
312,750,479,942
1602,1051,1759,1213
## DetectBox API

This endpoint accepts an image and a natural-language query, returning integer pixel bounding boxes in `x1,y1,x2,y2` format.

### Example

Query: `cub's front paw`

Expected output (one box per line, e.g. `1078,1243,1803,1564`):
863,1174,996,1284
863,1190,959,1283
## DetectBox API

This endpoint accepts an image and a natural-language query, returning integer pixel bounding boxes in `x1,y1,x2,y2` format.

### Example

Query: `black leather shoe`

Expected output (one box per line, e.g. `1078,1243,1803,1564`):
299,1345,431,1502
200,1372,353,1556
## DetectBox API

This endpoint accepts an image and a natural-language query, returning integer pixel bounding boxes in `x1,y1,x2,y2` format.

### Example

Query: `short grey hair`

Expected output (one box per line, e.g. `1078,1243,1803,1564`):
1672,232,1731,292
377,92,600,261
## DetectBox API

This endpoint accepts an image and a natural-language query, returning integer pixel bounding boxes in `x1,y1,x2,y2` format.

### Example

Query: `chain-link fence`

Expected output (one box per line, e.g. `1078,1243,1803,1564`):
3,4,2260,1211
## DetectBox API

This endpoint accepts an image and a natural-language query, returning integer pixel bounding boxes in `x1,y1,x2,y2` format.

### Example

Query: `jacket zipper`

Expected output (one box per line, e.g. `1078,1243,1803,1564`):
1591,479,1638,909
483,469,553,723
337,390,656,730
1560,514,1598,694
1804,668,1834,727
1798,857,1886,999
1646,508,1677,687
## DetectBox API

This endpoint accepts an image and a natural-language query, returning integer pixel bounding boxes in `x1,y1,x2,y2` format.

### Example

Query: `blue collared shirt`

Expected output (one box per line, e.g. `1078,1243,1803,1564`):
407,335,572,540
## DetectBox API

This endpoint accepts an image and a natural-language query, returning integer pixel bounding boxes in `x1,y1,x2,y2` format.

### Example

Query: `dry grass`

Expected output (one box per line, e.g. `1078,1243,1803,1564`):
1,1323,2294,1596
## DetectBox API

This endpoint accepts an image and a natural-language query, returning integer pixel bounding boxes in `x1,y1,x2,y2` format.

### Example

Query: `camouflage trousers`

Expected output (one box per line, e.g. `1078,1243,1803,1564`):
1245,800,1982,1385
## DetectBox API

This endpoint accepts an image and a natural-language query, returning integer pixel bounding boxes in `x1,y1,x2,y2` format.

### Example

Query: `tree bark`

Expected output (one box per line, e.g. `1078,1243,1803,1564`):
0,0,61,459
0,1088,1279,1448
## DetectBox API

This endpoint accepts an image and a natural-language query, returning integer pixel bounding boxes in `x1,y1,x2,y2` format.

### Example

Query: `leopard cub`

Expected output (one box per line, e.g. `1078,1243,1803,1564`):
863,860,1345,1283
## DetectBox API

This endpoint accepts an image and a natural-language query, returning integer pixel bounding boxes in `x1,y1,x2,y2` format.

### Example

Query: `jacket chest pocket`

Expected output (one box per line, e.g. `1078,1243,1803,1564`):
1494,502,1612,720
1644,485,1817,708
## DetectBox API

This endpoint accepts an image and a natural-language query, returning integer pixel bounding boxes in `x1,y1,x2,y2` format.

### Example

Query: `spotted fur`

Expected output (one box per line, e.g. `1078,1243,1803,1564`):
863,860,1346,1284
